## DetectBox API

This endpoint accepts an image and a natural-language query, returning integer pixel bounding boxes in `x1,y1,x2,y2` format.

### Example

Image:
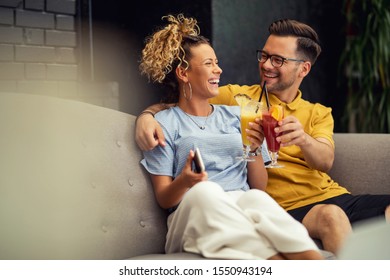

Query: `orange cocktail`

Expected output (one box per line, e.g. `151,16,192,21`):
241,110,262,146
234,93,263,161
237,99,263,161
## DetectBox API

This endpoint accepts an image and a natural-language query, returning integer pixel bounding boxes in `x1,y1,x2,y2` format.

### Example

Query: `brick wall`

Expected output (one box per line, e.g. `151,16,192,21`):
0,0,119,110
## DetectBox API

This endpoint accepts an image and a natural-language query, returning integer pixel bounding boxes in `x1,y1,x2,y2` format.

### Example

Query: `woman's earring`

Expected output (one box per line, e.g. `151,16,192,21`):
183,83,192,101
183,84,187,100
188,82,192,101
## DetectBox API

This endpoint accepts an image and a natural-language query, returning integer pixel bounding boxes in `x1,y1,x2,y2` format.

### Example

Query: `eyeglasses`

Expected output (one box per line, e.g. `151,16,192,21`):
256,50,305,68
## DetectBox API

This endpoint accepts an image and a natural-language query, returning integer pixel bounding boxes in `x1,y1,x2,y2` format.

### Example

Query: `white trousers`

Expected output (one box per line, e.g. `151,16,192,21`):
166,181,319,259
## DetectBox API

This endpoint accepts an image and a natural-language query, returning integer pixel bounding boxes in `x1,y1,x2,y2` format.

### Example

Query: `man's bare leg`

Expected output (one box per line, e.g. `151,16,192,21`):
302,204,352,255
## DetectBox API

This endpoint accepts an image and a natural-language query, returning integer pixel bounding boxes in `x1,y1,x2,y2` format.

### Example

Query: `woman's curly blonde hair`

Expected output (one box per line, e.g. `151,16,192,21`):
139,14,202,84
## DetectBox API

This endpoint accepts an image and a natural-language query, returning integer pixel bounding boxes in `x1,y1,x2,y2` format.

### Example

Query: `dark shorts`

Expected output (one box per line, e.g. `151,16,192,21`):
287,193,390,224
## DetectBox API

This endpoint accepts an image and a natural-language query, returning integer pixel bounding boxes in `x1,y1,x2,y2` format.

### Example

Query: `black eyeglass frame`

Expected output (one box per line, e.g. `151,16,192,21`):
256,50,305,68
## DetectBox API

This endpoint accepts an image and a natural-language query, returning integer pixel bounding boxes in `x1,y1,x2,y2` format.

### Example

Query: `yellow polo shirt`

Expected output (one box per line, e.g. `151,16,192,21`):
210,84,350,210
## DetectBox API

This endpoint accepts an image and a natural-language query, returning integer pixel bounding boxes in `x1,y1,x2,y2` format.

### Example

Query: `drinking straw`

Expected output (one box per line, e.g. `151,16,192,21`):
264,82,270,110
259,81,266,102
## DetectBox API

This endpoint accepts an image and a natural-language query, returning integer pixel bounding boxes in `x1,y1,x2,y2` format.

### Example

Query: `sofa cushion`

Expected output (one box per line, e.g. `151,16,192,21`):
330,133,390,195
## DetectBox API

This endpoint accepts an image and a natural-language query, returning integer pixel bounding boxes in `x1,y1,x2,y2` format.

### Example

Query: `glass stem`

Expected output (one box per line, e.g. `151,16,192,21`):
245,145,251,156
269,151,278,165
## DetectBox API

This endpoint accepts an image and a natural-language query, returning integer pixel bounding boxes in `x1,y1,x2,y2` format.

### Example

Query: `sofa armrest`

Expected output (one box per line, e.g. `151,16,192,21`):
0,93,167,260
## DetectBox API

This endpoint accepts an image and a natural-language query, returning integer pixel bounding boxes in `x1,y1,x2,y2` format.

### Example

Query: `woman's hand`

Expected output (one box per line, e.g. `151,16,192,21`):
151,150,208,209
179,150,208,186
246,117,265,152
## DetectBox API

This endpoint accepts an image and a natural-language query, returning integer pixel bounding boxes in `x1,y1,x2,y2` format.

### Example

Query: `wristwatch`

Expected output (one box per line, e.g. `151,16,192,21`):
248,148,259,157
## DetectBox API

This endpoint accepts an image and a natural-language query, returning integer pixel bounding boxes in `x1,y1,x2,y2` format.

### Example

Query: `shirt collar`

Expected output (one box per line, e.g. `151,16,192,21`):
268,90,303,111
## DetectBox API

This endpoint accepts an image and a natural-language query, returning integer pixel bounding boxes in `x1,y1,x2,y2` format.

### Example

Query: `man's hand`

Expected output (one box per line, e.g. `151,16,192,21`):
275,115,307,147
275,115,334,172
135,103,175,151
135,113,166,151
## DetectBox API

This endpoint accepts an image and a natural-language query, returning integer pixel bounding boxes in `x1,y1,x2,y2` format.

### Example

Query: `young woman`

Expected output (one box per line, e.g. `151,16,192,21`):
139,14,322,260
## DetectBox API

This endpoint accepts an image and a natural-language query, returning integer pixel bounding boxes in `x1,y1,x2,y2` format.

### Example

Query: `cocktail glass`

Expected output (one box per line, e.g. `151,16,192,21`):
262,105,284,168
237,100,264,162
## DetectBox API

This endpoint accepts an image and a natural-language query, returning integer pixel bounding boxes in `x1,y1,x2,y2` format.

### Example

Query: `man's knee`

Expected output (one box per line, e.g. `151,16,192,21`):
321,204,349,223
302,204,351,237
314,204,348,224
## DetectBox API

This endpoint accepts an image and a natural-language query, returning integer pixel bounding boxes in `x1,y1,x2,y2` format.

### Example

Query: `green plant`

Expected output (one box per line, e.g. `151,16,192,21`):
339,0,390,132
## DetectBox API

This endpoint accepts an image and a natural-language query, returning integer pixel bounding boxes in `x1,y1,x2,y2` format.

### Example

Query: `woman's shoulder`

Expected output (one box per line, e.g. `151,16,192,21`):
154,106,182,127
155,106,179,118
213,104,240,116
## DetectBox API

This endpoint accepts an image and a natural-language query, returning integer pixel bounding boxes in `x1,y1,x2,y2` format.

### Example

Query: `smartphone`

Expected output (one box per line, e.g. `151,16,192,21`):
193,147,205,173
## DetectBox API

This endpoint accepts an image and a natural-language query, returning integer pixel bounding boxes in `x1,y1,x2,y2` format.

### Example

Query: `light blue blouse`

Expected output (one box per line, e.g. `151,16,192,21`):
141,105,270,192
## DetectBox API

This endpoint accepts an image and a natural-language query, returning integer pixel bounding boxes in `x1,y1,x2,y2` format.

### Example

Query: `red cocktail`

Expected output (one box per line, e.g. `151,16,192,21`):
262,113,281,152
261,105,284,168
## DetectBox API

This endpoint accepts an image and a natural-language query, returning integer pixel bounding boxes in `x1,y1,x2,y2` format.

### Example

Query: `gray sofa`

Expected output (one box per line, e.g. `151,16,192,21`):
0,93,389,260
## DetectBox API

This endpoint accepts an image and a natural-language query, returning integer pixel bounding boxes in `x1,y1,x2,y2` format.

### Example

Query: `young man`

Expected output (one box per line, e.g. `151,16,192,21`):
135,19,390,255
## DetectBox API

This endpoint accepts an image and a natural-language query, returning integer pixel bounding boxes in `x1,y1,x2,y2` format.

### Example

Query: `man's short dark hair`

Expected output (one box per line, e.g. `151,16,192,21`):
269,19,322,65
